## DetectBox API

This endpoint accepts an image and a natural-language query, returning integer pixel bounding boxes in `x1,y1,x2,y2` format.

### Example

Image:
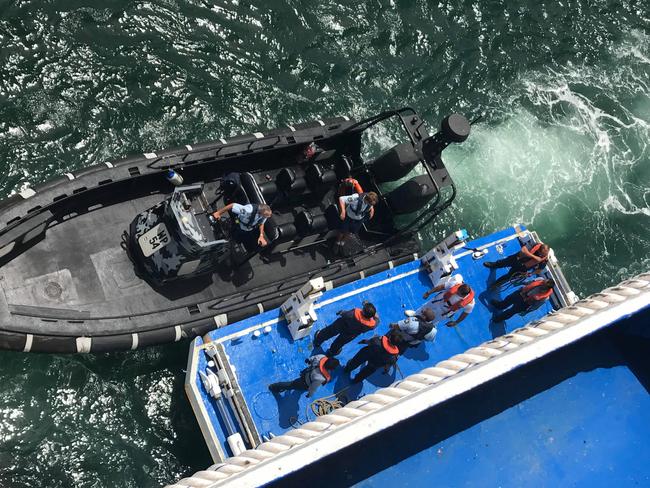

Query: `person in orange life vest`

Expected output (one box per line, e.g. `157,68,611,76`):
313,302,379,356
268,355,339,398
338,177,364,197
344,330,403,384
420,274,475,328
484,242,550,289
490,278,555,322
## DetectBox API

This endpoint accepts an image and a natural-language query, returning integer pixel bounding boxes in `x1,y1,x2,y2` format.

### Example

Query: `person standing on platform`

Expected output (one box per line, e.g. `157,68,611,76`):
483,242,550,289
313,301,379,356
420,275,475,328
344,332,402,384
390,308,437,353
491,279,555,322
268,355,340,398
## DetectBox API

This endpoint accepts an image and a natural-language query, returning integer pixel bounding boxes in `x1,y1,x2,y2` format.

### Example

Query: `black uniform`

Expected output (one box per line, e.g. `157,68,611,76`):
344,336,399,384
488,251,546,288
313,309,378,356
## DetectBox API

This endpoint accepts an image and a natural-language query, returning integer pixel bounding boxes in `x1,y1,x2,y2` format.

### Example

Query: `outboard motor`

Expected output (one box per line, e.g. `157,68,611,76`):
422,114,470,168
370,142,420,183
385,175,437,215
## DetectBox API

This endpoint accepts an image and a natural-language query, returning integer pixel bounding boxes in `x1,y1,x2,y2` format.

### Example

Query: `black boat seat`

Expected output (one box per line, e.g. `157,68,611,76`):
268,223,298,254
324,204,341,230
240,172,266,205
385,174,437,214
305,163,337,189
263,216,281,242
312,149,338,164
370,143,420,183
295,209,328,236
276,167,307,195
259,180,278,199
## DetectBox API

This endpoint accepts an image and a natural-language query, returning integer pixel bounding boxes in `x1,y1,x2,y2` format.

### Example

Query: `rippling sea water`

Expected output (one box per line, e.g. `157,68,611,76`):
0,1,648,486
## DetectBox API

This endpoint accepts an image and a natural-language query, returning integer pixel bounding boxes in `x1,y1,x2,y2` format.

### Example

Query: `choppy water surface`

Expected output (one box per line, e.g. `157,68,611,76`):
0,1,648,486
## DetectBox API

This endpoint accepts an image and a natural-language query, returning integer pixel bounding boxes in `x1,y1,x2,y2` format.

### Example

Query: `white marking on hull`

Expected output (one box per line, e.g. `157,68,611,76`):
131,333,139,350
144,152,158,159
19,188,36,199
342,115,350,121
213,314,228,327
185,144,193,151
317,119,325,126
287,125,296,132
219,138,227,144
257,303,264,313
104,161,114,168
76,337,92,353
175,325,183,342
65,173,75,180
23,334,33,353
253,132,264,139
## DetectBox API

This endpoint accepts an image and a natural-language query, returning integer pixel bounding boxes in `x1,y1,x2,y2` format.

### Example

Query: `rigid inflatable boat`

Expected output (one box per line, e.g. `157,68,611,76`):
0,108,469,353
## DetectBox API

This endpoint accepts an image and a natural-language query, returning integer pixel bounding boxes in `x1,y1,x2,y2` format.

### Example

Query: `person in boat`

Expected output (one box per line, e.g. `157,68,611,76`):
420,275,475,328
390,308,437,353
268,355,340,398
313,301,380,356
483,242,550,289
338,177,364,197
490,278,555,322
335,191,379,249
212,203,273,248
344,330,403,384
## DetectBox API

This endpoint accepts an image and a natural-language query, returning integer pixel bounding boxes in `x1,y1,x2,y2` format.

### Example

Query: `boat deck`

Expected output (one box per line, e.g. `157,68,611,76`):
186,226,574,462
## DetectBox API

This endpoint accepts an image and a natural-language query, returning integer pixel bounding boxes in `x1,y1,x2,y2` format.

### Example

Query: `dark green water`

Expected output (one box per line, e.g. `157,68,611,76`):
0,1,648,486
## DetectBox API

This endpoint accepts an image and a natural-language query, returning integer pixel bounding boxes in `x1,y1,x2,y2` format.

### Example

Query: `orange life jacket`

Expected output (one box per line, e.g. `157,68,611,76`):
521,243,548,269
318,357,331,383
381,336,399,355
520,279,553,303
443,284,475,312
339,177,364,196
354,308,377,328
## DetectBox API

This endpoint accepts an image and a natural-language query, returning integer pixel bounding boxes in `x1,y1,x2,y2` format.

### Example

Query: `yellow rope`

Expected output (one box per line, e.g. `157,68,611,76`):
305,386,350,421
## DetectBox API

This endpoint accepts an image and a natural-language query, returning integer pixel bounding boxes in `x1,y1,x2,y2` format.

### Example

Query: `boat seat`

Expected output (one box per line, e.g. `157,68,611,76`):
259,180,278,199
295,209,328,236
324,204,342,230
385,175,437,214
276,167,307,195
311,148,338,164
305,163,337,190
268,223,298,254
370,143,420,183
240,172,266,205
262,216,281,242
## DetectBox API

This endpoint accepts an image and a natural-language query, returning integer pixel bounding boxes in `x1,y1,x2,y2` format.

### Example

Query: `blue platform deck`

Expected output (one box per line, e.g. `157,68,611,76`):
188,226,563,459
283,306,649,488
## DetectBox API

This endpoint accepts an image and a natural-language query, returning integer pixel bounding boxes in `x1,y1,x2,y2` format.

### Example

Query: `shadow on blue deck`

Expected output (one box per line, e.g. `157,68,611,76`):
198,226,557,453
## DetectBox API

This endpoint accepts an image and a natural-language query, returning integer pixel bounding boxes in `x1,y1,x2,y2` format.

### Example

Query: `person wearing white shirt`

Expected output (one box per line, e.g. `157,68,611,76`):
390,308,437,353
334,191,379,250
212,202,272,248
419,274,475,328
